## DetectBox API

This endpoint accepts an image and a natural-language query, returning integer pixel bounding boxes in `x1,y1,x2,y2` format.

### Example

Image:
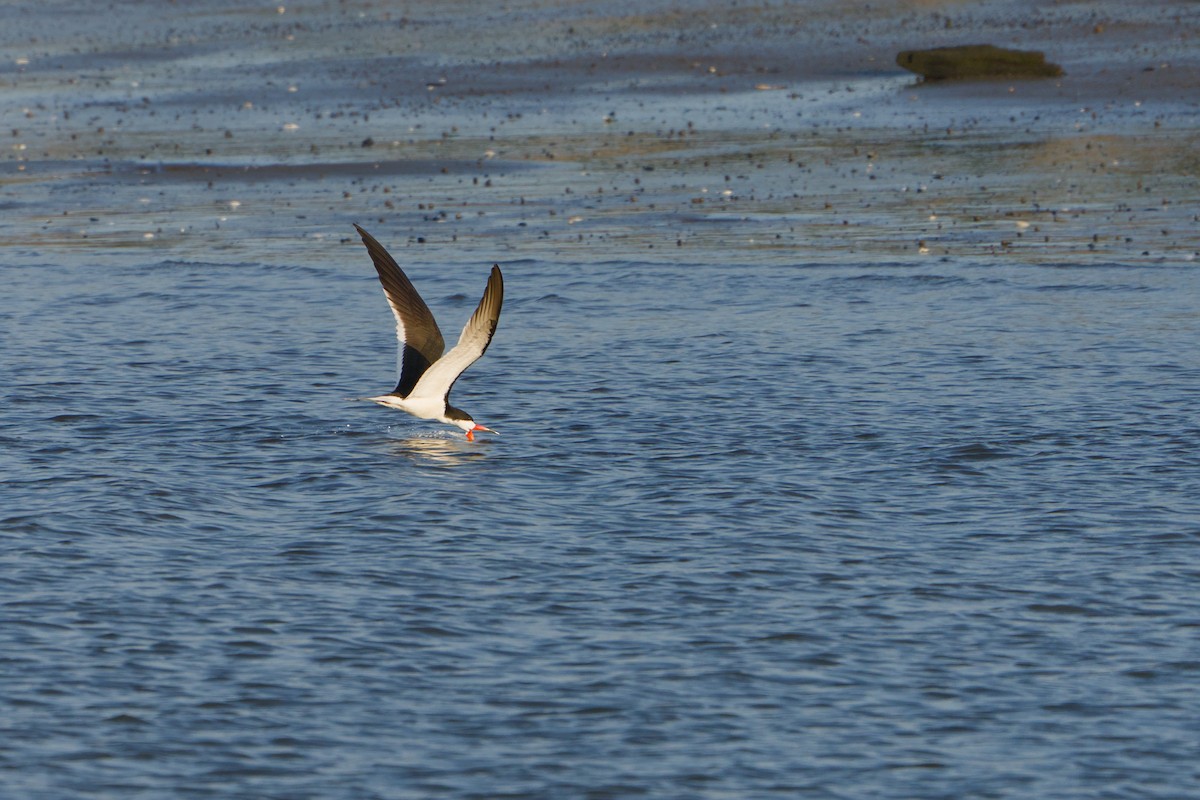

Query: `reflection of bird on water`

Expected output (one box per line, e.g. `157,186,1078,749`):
387,435,489,465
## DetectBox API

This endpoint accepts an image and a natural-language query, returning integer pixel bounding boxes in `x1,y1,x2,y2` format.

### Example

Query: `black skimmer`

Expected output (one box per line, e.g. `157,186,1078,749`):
354,224,503,441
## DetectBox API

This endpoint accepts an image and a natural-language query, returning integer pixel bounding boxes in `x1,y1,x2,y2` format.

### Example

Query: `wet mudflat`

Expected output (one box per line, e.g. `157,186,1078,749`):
3,2,1199,798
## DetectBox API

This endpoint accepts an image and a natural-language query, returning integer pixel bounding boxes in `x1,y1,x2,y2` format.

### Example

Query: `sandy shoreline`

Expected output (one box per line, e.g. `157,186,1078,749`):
2,0,1197,266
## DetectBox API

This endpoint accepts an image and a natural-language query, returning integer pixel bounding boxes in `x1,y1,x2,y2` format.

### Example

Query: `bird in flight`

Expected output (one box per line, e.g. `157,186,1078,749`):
354,224,503,441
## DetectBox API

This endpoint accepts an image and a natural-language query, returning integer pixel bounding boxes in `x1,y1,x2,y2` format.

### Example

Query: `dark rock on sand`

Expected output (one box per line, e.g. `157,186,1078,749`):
897,44,1064,81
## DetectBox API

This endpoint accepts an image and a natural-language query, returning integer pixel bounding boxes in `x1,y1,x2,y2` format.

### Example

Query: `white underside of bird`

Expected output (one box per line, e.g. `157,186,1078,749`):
364,393,465,428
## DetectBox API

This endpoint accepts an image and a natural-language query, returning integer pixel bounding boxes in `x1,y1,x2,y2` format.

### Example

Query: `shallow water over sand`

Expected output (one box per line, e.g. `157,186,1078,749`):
3,2,1200,798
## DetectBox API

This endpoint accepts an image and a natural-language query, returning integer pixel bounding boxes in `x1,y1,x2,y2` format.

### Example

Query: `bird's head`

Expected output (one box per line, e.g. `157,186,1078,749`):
448,412,498,441
458,419,497,441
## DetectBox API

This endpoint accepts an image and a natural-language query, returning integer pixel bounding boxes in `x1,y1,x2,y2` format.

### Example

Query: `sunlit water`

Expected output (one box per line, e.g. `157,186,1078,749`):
4,1,1200,797
4,249,1199,798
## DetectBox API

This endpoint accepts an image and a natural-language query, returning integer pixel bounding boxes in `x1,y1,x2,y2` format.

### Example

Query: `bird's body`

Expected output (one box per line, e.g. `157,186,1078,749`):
354,224,503,440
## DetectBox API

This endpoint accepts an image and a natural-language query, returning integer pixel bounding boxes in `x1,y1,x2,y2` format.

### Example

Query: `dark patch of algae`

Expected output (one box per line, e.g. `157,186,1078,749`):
897,45,1064,81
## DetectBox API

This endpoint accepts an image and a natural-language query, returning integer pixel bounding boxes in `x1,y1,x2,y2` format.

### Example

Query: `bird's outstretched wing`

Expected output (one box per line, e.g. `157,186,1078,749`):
354,224,446,397
408,265,503,402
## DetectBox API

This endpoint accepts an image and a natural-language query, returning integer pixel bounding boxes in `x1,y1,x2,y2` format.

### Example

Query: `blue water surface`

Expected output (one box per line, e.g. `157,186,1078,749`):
3,250,1199,799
